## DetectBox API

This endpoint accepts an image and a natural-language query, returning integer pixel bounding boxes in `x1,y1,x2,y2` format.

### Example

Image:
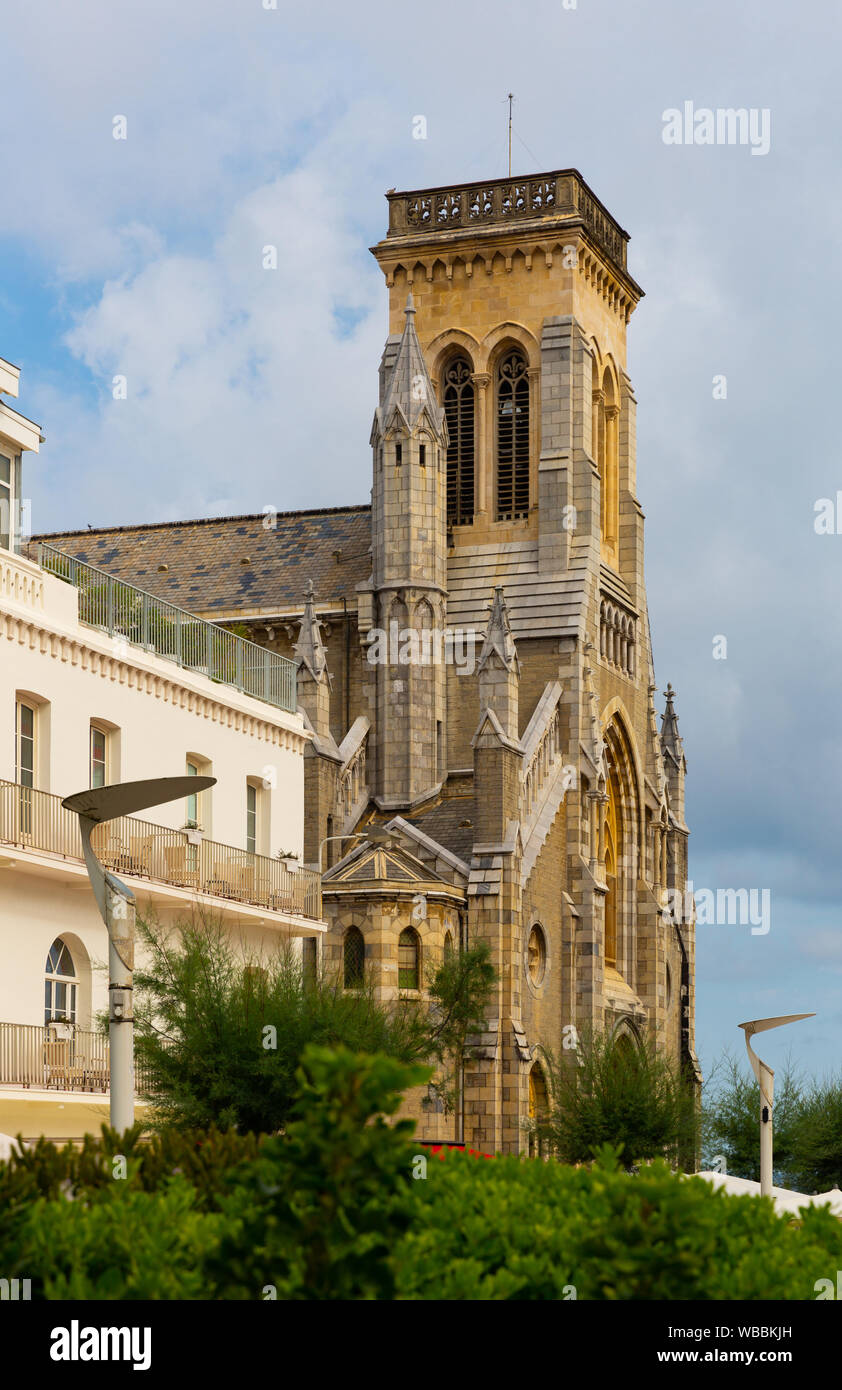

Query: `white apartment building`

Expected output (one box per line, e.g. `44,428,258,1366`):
0,354,323,1140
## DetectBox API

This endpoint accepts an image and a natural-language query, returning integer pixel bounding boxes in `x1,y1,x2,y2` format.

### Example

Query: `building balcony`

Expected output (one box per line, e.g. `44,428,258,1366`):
0,1021,151,1096
0,1020,156,1139
0,779,322,928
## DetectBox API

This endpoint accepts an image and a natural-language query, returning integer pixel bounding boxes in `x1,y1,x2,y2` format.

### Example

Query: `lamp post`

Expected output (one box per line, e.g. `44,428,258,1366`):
317,824,392,873
738,1013,815,1197
62,776,216,1132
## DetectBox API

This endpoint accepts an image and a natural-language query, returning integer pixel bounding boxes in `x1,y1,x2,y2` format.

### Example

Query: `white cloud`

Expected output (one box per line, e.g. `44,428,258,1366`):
5,0,842,1071
40,164,385,524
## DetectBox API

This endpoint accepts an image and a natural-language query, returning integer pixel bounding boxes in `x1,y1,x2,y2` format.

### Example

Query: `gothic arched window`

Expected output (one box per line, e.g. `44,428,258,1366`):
443,356,475,526
603,762,622,968
594,364,620,564
398,927,420,990
496,350,530,521
528,1062,550,1157
45,938,77,1023
343,927,365,989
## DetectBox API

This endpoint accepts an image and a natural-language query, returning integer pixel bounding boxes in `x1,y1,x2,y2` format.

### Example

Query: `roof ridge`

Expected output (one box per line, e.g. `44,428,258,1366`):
33,502,372,540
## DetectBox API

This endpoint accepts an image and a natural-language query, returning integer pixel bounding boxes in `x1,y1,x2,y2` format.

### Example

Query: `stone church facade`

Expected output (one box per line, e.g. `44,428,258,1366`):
42,168,698,1153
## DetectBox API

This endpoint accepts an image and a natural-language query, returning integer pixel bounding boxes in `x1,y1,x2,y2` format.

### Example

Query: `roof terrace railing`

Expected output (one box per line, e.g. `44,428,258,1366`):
37,541,297,714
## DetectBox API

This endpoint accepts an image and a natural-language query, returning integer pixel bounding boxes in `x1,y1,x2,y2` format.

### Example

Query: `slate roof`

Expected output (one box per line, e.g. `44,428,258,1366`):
33,512,601,642
32,506,373,618
403,795,477,865
446,539,591,641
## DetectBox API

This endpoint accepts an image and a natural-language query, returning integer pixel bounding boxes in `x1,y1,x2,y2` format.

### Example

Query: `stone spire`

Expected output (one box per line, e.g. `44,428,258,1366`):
478,586,520,675
659,683,687,826
659,683,683,762
293,581,339,869
376,293,445,436
477,587,520,742
293,580,329,682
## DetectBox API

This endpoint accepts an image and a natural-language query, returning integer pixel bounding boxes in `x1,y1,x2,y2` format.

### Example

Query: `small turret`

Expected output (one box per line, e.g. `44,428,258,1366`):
369,295,449,807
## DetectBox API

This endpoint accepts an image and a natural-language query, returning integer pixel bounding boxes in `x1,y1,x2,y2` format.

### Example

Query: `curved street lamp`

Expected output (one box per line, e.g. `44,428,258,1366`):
738,1013,815,1197
62,776,216,1132
317,823,393,873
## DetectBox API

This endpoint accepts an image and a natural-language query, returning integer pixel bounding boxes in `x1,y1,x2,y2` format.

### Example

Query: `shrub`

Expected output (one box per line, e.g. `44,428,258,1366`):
536,1029,699,1169
209,1045,431,1300
395,1145,842,1301
0,1126,253,1300
9,1181,226,1300
0,1124,259,1212
3,1051,841,1301
133,916,493,1134
702,1050,803,1183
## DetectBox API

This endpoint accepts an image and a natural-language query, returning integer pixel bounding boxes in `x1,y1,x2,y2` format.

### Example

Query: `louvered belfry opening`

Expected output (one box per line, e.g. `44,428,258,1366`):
444,356,475,526
496,350,530,521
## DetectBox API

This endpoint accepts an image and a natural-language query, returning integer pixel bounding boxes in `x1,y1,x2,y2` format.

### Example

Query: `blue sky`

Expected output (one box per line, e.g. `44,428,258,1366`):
2,0,840,1082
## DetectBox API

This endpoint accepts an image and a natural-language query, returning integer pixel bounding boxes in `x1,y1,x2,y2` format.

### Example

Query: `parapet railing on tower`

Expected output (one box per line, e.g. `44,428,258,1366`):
519,681,571,881
521,681,564,822
385,171,628,272
37,542,297,714
0,779,322,922
336,717,370,833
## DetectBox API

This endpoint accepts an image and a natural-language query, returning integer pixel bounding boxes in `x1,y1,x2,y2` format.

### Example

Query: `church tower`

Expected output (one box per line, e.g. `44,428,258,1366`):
37,164,696,1151
368,293,448,808
364,169,696,1146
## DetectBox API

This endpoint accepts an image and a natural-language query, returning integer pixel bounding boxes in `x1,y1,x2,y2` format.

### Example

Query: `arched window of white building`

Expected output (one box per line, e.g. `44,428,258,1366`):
45,938,77,1024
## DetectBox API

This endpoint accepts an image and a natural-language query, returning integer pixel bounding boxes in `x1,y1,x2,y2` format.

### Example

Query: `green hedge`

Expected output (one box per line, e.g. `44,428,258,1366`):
394,1146,842,1300
0,1125,259,1209
1,1049,841,1300
14,1182,224,1301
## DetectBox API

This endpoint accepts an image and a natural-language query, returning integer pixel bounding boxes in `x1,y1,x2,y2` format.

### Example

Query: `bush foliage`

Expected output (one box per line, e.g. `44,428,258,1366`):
132,915,493,1133
396,1146,842,1301
535,1029,700,1169
1,1047,840,1301
703,1052,842,1191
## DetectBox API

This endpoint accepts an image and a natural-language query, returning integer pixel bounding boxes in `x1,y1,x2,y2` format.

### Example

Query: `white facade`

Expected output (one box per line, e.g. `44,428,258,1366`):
0,358,321,1140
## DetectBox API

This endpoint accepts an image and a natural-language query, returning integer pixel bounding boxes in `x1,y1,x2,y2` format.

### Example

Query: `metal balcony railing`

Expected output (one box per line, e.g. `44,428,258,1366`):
0,1021,153,1095
0,780,321,921
37,541,297,714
